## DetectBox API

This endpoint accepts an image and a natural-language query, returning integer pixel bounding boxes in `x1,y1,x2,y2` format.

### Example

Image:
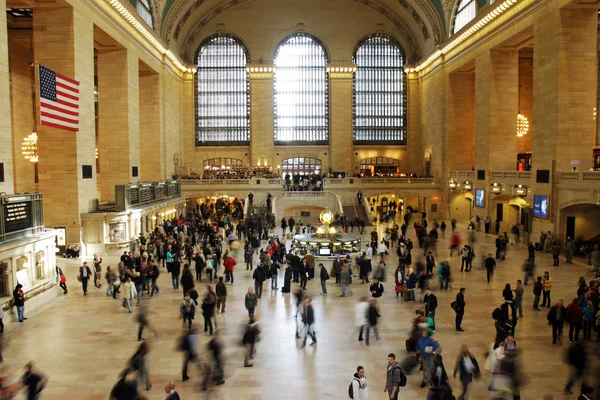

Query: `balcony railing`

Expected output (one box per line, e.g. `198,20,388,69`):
558,171,600,183
450,171,475,178
490,171,532,180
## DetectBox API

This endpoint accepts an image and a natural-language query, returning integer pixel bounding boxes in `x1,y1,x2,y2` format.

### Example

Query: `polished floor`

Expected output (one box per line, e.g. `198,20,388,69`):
2,218,598,399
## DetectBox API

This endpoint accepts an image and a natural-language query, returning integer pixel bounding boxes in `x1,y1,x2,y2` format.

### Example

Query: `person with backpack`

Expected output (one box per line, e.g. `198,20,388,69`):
384,353,406,400
319,263,330,295
180,296,196,330
349,365,369,399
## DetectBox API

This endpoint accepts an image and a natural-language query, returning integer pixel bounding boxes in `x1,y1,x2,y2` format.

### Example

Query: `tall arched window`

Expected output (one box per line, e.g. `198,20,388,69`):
274,34,329,145
195,34,250,146
452,0,477,33
353,34,407,145
136,0,153,28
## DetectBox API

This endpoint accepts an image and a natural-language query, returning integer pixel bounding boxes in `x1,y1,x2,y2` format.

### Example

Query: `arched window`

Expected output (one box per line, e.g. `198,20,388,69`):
453,0,477,33
136,0,153,29
195,34,250,146
281,157,322,176
353,34,407,145
274,34,329,145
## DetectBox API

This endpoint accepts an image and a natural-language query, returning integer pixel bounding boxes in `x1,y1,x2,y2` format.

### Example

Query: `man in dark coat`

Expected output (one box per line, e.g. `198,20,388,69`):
455,288,466,331
547,299,567,344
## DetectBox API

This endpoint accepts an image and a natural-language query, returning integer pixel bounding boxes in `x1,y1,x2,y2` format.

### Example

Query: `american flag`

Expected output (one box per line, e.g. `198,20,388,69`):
38,65,79,132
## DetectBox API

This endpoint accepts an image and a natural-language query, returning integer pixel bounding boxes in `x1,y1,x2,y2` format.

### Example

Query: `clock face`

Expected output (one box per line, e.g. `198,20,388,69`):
320,210,333,224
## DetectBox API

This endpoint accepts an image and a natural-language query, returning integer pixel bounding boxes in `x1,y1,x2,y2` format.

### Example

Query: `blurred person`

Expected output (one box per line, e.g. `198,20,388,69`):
417,330,439,388
164,381,180,400
578,386,594,400
365,299,381,345
485,254,496,283
106,266,116,297
513,280,524,318
340,264,352,297
356,296,369,342
128,340,151,391
137,301,159,341
180,296,196,330
243,318,260,367
202,335,225,389
582,301,595,341
180,264,194,297
300,297,317,348
149,261,160,297
22,361,47,400
428,355,451,399
109,370,139,400
563,342,588,395
180,329,201,381
453,345,480,400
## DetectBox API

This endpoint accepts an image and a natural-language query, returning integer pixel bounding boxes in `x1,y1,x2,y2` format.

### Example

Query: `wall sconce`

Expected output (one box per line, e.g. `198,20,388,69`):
491,183,502,194
449,179,458,189
514,184,527,197
463,181,473,191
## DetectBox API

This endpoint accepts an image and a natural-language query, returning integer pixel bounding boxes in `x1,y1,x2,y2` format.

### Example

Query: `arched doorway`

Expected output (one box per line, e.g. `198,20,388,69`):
203,158,243,177
359,157,400,176
450,191,474,223
559,203,600,254
281,157,322,176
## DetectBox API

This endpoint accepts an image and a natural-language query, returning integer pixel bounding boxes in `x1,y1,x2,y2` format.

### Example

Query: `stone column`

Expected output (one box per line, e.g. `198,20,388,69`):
139,69,161,181
533,6,597,173
447,72,475,171
0,0,13,194
33,6,96,243
475,49,519,172
97,48,140,202
328,65,355,173
247,65,274,166
406,71,422,173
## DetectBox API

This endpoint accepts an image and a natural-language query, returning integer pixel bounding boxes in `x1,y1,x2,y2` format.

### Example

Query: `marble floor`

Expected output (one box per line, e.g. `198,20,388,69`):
2,219,599,400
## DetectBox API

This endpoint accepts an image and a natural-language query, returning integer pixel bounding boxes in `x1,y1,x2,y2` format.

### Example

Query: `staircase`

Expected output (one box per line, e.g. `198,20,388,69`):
343,204,369,222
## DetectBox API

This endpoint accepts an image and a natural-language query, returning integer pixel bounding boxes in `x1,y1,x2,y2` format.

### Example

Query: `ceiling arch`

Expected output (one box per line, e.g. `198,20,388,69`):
158,0,447,63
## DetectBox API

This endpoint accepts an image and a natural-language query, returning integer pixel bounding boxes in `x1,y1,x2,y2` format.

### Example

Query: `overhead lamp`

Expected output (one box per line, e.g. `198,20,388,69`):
449,179,458,189
463,181,473,191
514,184,527,196
491,183,502,194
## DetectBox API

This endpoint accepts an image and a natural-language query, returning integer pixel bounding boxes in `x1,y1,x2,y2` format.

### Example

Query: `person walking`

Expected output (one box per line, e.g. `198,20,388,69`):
269,261,280,290
455,288,466,331
484,254,496,283
551,242,560,266
351,366,369,400
356,296,369,342
513,280,524,318
563,342,588,395
547,299,567,344
93,254,103,289
245,287,258,319
565,237,575,264
566,298,583,343
180,296,196,330
424,288,438,329
201,287,216,335
215,276,227,313
180,329,201,382
224,254,236,284
243,319,260,367
340,264,352,297
384,353,403,400
56,267,68,294
122,276,137,313
300,297,317,348
582,300,595,341
22,361,47,400
128,341,152,391
417,330,439,388
79,262,92,295
319,263,330,295
180,265,194,297
533,276,543,311
252,265,267,298
137,302,158,341
453,345,480,400
542,271,552,308
150,261,160,296
365,299,380,345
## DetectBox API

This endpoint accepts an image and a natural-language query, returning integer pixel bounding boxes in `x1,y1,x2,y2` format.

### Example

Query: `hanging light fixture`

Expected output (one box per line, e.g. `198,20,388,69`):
22,13,38,163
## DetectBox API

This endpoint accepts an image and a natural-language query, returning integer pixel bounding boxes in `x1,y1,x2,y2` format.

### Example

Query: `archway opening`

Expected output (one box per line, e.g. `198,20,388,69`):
281,157,322,177
359,157,400,177
203,158,244,178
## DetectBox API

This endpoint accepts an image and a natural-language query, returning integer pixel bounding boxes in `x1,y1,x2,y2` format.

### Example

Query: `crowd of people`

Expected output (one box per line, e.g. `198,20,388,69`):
3,194,600,400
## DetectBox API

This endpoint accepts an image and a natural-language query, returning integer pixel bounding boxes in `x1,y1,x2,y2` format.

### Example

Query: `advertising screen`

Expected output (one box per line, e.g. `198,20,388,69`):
475,189,485,208
533,195,549,219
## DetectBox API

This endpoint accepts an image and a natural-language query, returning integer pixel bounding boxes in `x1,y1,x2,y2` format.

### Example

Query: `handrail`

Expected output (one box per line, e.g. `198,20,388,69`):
558,171,600,182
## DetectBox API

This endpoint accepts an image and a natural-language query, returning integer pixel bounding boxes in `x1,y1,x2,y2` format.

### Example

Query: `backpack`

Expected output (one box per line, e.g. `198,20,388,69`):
392,365,407,387
348,378,359,399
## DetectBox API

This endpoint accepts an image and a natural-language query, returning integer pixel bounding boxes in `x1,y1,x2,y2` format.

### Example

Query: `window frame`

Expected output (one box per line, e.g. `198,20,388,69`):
452,0,477,34
136,0,154,29
273,33,330,146
352,34,407,145
194,33,251,147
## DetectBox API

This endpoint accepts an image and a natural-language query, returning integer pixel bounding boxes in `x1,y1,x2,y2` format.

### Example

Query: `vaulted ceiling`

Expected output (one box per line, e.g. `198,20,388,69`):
147,0,466,63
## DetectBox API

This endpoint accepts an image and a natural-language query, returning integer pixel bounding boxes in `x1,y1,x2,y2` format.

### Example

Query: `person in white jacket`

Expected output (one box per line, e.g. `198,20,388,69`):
356,297,370,342
351,366,369,399
123,276,137,313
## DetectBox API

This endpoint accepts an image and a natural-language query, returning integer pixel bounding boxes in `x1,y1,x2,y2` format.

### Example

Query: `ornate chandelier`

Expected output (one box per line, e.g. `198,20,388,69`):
22,132,38,163
516,113,529,137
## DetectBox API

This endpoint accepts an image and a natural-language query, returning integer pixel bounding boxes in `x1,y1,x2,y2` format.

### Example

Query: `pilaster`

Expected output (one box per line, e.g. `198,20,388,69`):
139,71,161,181
0,0,14,194
328,64,355,172
248,65,274,166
